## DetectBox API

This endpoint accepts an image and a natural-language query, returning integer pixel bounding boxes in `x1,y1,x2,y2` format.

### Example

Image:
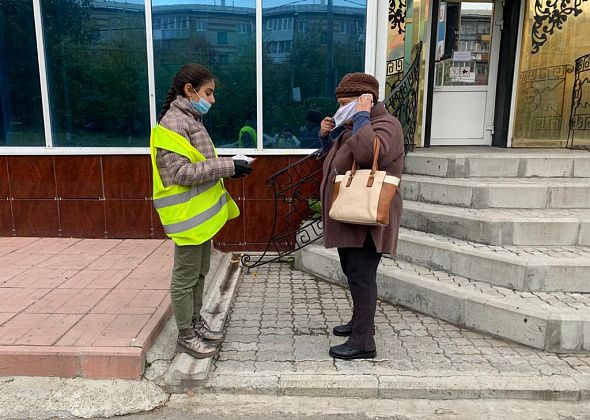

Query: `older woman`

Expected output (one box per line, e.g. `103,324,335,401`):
319,73,404,360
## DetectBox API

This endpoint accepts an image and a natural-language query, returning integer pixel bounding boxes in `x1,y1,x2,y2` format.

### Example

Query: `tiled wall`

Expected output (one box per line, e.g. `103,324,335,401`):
0,155,309,252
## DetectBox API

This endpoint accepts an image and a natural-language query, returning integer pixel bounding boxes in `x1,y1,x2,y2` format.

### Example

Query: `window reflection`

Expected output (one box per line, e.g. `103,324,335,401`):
153,0,256,148
434,2,493,87
42,0,150,147
0,0,44,146
262,0,367,149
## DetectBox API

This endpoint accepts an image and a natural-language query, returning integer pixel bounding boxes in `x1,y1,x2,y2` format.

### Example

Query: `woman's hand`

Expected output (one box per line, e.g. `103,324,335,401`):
355,93,373,113
319,117,335,138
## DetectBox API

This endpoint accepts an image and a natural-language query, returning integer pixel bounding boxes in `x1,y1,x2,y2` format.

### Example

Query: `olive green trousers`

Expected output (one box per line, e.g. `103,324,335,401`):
170,241,211,330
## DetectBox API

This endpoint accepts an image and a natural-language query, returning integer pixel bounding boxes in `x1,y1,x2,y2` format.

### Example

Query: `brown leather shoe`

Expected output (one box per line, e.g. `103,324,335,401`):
177,329,218,359
193,319,224,344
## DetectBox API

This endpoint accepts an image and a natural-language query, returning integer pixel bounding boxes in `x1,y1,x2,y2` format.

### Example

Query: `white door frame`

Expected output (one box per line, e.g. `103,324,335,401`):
430,0,503,146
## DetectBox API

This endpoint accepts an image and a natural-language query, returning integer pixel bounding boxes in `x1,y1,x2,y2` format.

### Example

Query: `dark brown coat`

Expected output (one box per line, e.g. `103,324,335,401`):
319,102,404,255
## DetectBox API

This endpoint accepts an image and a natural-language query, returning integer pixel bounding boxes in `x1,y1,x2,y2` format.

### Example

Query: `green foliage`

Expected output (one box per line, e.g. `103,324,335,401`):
308,199,322,219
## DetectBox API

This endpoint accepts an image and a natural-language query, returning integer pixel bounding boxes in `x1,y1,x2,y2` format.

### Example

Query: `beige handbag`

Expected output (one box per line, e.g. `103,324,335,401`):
328,137,400,226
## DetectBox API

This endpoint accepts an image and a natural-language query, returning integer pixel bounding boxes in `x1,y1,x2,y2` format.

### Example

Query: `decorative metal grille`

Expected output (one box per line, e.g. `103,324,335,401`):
241,44,423,270
532,0,588,54
389,0,406,36
514,64,574,140
567,53,590,148
384,42,422,155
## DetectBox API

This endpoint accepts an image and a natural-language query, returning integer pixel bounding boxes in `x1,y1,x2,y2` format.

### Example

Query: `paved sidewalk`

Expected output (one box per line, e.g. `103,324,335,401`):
204,262,590,399
0,237,174,379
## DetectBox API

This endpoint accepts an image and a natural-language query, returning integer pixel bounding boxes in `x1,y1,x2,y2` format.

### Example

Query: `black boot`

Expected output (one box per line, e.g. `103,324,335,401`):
332,323,352,337
329,343,376,360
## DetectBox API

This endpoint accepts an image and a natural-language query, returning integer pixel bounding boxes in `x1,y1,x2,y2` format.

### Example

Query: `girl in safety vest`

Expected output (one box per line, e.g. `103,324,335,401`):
151,63,252,359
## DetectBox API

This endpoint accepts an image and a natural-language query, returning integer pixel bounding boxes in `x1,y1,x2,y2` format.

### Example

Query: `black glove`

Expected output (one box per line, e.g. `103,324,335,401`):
232,160,253,178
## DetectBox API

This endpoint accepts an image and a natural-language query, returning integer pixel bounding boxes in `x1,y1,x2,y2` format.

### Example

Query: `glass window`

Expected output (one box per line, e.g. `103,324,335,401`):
512,0,590,148
153,0,257,149
197,20,207,31
0,0,45,146
41,0,150,147
262,0,367,149
237,22,250,33
217,31,228,45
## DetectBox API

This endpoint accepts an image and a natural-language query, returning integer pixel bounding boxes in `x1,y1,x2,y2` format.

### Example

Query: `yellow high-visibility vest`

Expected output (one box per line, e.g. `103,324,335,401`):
150,124,239,246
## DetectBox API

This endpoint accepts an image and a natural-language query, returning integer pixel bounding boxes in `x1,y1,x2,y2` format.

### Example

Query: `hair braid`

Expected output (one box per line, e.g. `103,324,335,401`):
158,86,177,122
157,64,215,123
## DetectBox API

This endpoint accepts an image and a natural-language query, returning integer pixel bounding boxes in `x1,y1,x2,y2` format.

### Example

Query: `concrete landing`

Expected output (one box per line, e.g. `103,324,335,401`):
0,237,177,379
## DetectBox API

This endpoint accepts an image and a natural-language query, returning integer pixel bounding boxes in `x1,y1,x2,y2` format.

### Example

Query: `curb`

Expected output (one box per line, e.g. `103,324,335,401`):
163,253,242,391
197,371,590,401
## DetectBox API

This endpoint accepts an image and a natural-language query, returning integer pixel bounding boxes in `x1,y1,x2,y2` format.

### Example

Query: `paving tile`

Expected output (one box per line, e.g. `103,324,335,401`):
0,238,174,379
0,288,52,312
0,313,16,325
0,237,39,257
24,288,110,314
115,271,169,290
56,314,118,347
15,313,83,346
209,262,590,390
2,269,78,289
59,239,122,256
90,289,167,315
86,240,164,270
15,238,80,255
36,253,101,270
58,269,131,289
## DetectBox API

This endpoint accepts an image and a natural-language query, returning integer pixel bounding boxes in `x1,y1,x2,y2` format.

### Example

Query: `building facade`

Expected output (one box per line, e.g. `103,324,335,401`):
1,0,589,248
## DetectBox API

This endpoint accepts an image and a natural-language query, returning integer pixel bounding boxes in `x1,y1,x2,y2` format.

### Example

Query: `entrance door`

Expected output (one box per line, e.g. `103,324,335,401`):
430,0,503,145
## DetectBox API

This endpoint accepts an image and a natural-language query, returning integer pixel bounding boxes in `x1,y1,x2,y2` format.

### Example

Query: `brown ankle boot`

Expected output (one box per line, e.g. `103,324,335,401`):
176,328,218,359
193,319,224,344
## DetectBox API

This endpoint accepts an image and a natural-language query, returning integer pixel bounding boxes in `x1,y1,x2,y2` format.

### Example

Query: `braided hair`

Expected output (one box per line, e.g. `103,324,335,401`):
158,63,215,122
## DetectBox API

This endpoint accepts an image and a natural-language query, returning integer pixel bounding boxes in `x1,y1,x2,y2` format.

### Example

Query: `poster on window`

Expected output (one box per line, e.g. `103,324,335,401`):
435,2,447,61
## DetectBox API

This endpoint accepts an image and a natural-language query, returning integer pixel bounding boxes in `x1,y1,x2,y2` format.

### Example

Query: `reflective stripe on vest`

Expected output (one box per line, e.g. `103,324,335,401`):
163,193,227,234
150,124,239,246
152,180,217,209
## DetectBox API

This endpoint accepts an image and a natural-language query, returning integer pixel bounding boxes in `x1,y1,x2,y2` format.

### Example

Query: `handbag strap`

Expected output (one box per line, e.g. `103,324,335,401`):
347,137,380,187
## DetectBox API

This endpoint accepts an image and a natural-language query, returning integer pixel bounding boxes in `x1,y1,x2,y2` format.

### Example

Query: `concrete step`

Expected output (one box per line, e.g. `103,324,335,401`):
402,175,590,209
402,200,590,246
396,228,590,292
296,244,590,353
404,147,590,178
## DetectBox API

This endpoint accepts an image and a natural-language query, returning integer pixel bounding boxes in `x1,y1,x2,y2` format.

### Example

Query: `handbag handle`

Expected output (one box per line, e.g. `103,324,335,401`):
347,137,380,187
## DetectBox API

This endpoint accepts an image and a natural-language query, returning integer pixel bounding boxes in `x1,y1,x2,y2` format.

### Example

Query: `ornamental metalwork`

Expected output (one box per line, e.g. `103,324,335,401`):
389,0,406,36
241,43,423,269
567,53,590,148
384,42,422,154
514,64,574,140
531,0,588,54
240,152,324,270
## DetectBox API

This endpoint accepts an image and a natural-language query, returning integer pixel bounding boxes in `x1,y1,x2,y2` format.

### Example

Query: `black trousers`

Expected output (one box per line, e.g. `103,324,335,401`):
337,234,382,351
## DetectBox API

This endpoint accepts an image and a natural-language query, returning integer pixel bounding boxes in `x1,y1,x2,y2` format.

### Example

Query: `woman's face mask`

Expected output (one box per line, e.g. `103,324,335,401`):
332,99,358,128
190,89,212,115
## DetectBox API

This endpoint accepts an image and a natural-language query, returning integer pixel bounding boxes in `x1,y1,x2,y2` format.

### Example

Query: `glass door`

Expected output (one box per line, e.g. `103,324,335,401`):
430,0,502,145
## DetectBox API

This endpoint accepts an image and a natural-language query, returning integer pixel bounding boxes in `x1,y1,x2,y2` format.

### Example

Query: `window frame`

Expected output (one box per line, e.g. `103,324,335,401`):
2,0,378,156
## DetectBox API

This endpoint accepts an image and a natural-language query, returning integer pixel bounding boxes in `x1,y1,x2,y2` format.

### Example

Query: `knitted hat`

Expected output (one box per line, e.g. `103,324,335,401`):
335,73,379,101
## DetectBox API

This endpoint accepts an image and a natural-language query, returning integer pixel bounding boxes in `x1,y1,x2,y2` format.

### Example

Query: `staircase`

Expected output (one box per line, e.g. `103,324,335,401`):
296,147,590,353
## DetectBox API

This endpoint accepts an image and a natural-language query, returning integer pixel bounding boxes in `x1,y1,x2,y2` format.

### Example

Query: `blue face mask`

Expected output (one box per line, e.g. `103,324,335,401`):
190,89,212,115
